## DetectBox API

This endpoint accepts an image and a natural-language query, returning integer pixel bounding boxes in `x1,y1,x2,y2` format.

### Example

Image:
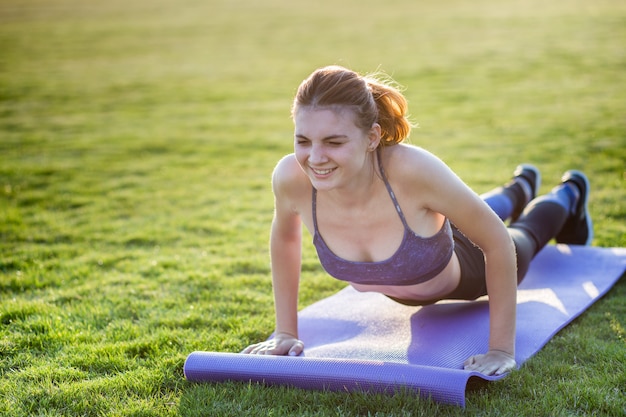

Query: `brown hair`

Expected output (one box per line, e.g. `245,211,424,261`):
292,66,412,146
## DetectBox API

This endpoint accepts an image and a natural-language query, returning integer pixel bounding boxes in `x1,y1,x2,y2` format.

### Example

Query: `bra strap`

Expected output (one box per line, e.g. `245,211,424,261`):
311,187,319,233
376,147,411,229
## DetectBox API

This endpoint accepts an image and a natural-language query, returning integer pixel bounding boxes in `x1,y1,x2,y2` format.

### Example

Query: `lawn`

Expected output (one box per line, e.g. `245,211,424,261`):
1,0,625,415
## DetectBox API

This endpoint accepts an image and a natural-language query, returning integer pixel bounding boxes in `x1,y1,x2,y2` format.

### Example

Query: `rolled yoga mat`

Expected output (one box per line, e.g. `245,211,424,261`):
184,245,626,407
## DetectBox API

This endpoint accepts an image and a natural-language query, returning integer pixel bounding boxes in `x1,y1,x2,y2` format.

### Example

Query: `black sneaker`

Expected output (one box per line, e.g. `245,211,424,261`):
511,164,541,222
555,170,593,245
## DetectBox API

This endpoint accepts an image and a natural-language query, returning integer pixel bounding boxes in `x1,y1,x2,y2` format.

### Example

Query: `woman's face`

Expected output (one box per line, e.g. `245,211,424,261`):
293,107,379,191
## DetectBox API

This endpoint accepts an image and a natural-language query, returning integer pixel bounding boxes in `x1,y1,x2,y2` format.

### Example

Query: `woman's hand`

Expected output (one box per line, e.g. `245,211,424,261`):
463,349,516,376
241,332,304,356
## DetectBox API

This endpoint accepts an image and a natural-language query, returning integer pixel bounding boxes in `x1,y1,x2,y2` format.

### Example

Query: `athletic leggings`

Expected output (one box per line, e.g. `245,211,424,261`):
390,180,577,305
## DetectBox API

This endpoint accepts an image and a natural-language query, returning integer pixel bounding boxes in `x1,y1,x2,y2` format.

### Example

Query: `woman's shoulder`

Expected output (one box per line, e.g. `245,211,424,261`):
272,153,311,198
383,143,464,203
384,143,449,178
273,153,304,181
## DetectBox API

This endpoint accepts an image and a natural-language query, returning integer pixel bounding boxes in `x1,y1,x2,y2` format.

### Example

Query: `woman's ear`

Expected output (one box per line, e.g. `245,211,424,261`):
368,123,382,151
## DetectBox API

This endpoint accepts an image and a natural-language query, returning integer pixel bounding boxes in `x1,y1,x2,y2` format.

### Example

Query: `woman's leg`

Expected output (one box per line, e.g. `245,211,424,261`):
481,164,541,222
509,170,592,282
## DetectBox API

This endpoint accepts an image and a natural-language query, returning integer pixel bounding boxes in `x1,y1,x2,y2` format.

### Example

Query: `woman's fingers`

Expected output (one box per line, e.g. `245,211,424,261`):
463,350,516,375
241,337,304,356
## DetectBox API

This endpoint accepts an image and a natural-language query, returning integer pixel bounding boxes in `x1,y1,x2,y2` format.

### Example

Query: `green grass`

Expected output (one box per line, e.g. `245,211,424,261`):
1,0,625,415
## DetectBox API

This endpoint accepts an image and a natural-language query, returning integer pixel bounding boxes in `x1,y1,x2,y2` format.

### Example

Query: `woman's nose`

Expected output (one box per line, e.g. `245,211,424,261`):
309,143,327,164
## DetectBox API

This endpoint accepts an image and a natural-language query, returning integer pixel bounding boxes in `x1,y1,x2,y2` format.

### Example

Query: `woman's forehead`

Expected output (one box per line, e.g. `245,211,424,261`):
294,106,358,126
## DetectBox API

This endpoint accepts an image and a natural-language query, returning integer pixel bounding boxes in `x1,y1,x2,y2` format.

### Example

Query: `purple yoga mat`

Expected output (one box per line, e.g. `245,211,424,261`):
185,245,626,406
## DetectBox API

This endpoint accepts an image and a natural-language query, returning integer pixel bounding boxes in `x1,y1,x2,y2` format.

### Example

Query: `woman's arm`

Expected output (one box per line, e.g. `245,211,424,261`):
405,148,517,374
242,156,305,356
269,199,303,343
463,214,517,375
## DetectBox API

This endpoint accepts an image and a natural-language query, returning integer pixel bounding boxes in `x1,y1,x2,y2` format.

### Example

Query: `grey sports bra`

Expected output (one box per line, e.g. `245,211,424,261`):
312,154,454,286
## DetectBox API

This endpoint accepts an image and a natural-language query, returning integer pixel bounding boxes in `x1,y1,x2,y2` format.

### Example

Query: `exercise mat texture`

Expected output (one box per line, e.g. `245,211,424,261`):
185,245,626,406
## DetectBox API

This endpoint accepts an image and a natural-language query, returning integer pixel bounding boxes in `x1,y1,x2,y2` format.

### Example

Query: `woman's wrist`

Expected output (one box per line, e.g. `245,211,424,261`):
275,331,298,339
488,348,515,357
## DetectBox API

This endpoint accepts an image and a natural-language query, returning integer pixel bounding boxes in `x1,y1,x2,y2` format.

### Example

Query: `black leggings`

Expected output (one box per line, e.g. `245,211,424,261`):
446,203,566,301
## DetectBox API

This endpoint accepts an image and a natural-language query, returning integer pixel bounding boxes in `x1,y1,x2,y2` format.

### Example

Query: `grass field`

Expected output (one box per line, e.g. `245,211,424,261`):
1,0,625,415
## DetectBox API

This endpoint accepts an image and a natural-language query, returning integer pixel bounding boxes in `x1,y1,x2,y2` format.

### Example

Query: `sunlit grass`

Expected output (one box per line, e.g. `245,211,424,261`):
1,0,624,415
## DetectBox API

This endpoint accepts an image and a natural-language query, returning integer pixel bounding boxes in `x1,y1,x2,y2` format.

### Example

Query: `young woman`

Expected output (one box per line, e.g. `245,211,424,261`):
242,65,592,376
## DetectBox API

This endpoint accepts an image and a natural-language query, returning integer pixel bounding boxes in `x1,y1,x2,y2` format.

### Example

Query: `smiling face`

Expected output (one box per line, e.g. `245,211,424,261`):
294,107,380,192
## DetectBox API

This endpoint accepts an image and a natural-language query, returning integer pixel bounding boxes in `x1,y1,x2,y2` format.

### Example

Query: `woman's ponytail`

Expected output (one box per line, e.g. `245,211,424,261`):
366,78,412,145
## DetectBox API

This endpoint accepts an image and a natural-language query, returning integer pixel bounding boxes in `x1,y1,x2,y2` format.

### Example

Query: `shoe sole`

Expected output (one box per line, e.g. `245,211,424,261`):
576,171,593,245
514,164,542,199
556,170,593,245
511,164,541,222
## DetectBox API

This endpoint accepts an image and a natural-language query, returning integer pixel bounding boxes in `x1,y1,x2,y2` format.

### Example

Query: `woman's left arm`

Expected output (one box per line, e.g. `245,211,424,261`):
414,150,518,375
462,220,517,375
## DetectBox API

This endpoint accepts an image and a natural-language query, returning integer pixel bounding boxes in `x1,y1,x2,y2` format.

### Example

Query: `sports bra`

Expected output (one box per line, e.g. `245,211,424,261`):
312,152,454,286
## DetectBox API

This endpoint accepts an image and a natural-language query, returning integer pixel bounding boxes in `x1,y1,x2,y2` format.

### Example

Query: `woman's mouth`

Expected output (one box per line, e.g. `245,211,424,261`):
310,167,336,176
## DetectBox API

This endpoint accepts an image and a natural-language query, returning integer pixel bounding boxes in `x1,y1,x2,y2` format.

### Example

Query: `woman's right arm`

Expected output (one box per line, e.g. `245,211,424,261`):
241,156,305,356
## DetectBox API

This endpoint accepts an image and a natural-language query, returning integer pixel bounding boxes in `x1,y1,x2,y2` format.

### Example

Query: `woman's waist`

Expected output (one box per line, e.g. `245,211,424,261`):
349,253,461,301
